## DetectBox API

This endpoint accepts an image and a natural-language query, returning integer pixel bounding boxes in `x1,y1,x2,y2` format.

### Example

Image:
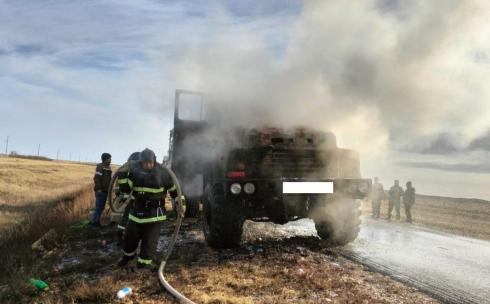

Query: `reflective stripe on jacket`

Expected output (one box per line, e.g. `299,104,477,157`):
126,162,176,223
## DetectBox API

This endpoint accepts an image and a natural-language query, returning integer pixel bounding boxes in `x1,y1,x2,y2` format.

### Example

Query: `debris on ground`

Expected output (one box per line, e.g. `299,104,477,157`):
29,278,49,291
31,228,58,252
5,219,439,303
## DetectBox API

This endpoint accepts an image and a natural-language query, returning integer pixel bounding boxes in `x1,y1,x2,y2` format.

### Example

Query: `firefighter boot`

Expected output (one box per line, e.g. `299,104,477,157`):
117,255,134,267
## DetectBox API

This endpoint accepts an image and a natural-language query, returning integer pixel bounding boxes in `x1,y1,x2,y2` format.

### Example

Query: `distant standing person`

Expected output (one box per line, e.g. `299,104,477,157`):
403,181,416,223
92,152,112,226
388,180,403,220
369,177,384,218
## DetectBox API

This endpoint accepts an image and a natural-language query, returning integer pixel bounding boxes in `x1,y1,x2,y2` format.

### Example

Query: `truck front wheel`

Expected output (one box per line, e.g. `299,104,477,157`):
202,184,244,248
184,197,200,218
312,198,361,246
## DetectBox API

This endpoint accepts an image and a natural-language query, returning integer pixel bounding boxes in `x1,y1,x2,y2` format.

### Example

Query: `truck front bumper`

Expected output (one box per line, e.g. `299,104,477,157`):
226,177,371,200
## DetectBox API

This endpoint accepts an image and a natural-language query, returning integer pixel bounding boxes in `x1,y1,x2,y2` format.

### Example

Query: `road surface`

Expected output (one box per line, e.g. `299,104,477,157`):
341,217,490,304
279,217,490,303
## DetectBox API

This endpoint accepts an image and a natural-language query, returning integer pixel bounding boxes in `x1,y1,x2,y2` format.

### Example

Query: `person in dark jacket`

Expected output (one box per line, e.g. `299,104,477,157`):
92,153,112,226
115,151,141,244
403,181,416,223
387,180,403,220
117,148,177,268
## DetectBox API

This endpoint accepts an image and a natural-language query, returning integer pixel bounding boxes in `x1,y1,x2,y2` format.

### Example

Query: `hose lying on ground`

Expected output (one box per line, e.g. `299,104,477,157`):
107,165,196,304
158,164,196,304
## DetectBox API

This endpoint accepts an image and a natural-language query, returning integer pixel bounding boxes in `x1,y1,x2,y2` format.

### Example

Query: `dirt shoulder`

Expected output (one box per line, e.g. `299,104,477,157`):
7,219,439,304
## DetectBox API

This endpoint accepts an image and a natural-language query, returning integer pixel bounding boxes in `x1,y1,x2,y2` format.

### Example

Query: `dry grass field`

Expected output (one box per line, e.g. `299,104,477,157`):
0,157,99,291
0,157,95,229
361,195,490,240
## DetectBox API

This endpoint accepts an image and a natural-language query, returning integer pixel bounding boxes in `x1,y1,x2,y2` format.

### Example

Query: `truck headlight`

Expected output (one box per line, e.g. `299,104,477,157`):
348,182,358,193
358,182,369,194
230,183,242,195
244,183,255,194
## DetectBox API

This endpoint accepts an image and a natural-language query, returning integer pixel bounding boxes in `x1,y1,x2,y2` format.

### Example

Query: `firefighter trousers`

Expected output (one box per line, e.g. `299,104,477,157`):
117,202,132,244
122,219,162,265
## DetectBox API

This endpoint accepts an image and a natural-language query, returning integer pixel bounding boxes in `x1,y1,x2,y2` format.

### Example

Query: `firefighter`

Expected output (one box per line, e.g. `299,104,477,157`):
403,181,416,223
387,180,403,220
369,177,384,219
115,151,141,244
92,152,112,227
117,148,178,268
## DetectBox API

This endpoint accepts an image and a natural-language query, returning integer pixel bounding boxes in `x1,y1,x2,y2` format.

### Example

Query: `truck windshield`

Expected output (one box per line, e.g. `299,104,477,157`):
178,93,205,121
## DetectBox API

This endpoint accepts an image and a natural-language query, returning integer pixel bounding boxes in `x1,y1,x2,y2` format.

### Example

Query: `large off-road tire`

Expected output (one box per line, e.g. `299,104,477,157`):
184,197,200,218
202,184,244,248
312,198,361,246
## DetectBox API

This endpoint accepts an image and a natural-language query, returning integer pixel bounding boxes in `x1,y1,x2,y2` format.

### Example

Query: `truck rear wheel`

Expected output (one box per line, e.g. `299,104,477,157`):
202,184,244,248
312,198,361,246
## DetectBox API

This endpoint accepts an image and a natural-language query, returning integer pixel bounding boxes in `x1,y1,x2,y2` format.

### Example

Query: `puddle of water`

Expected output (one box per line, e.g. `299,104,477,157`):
59,256,81,269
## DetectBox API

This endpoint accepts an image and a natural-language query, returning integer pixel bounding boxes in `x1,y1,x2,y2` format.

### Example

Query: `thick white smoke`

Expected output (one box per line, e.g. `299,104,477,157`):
159,0,490,197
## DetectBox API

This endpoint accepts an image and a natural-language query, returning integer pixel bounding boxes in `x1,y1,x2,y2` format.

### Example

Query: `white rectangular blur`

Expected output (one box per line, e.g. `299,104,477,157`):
282,182,334,194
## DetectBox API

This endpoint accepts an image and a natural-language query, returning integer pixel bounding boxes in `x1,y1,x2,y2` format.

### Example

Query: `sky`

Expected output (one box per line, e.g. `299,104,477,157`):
1,0,489,199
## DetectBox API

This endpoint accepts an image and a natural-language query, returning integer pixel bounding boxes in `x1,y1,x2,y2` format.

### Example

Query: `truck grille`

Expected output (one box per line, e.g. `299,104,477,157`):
259,149,326,178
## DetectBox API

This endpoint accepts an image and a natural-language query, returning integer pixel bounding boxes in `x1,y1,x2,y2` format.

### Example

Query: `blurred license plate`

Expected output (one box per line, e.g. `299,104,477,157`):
282,182,334,194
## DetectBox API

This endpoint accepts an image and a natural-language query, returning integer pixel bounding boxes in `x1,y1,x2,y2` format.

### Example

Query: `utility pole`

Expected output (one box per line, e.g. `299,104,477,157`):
4,136,9,156
37,144,41,156
56,149,60,161
69,152,72,161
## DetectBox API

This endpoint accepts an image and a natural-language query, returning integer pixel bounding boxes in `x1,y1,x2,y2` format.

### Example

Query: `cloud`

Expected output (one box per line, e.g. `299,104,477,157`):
394,129,490,155
0,0,300,163
421,135,459,155
168,1,490,157
468,130,490,151
0,1,489,198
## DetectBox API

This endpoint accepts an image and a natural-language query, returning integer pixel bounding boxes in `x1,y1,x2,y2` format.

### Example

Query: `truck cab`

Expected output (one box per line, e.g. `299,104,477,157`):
167,90,371,248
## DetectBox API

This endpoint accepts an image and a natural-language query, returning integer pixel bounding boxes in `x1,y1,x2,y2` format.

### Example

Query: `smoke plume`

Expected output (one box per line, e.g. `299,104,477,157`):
168,0,490,160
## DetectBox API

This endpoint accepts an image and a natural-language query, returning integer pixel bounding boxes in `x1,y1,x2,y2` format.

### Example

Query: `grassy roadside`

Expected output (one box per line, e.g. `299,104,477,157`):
0,187,94,301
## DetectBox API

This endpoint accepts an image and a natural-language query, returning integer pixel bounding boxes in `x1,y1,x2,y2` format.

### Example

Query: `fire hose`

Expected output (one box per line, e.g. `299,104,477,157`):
108,165,196,304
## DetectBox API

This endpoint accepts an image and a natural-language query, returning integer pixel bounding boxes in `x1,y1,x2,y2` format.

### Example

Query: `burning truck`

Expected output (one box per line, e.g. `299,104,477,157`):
167,90,371,248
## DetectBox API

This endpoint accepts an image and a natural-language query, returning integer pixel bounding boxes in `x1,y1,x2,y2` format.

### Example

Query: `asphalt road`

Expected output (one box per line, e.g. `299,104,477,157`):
340,217,490,304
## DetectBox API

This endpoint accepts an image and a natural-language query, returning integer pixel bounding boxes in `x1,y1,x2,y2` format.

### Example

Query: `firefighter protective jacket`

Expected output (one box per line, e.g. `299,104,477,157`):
116,161,138,197
93,163,112,192
119,162,177,223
